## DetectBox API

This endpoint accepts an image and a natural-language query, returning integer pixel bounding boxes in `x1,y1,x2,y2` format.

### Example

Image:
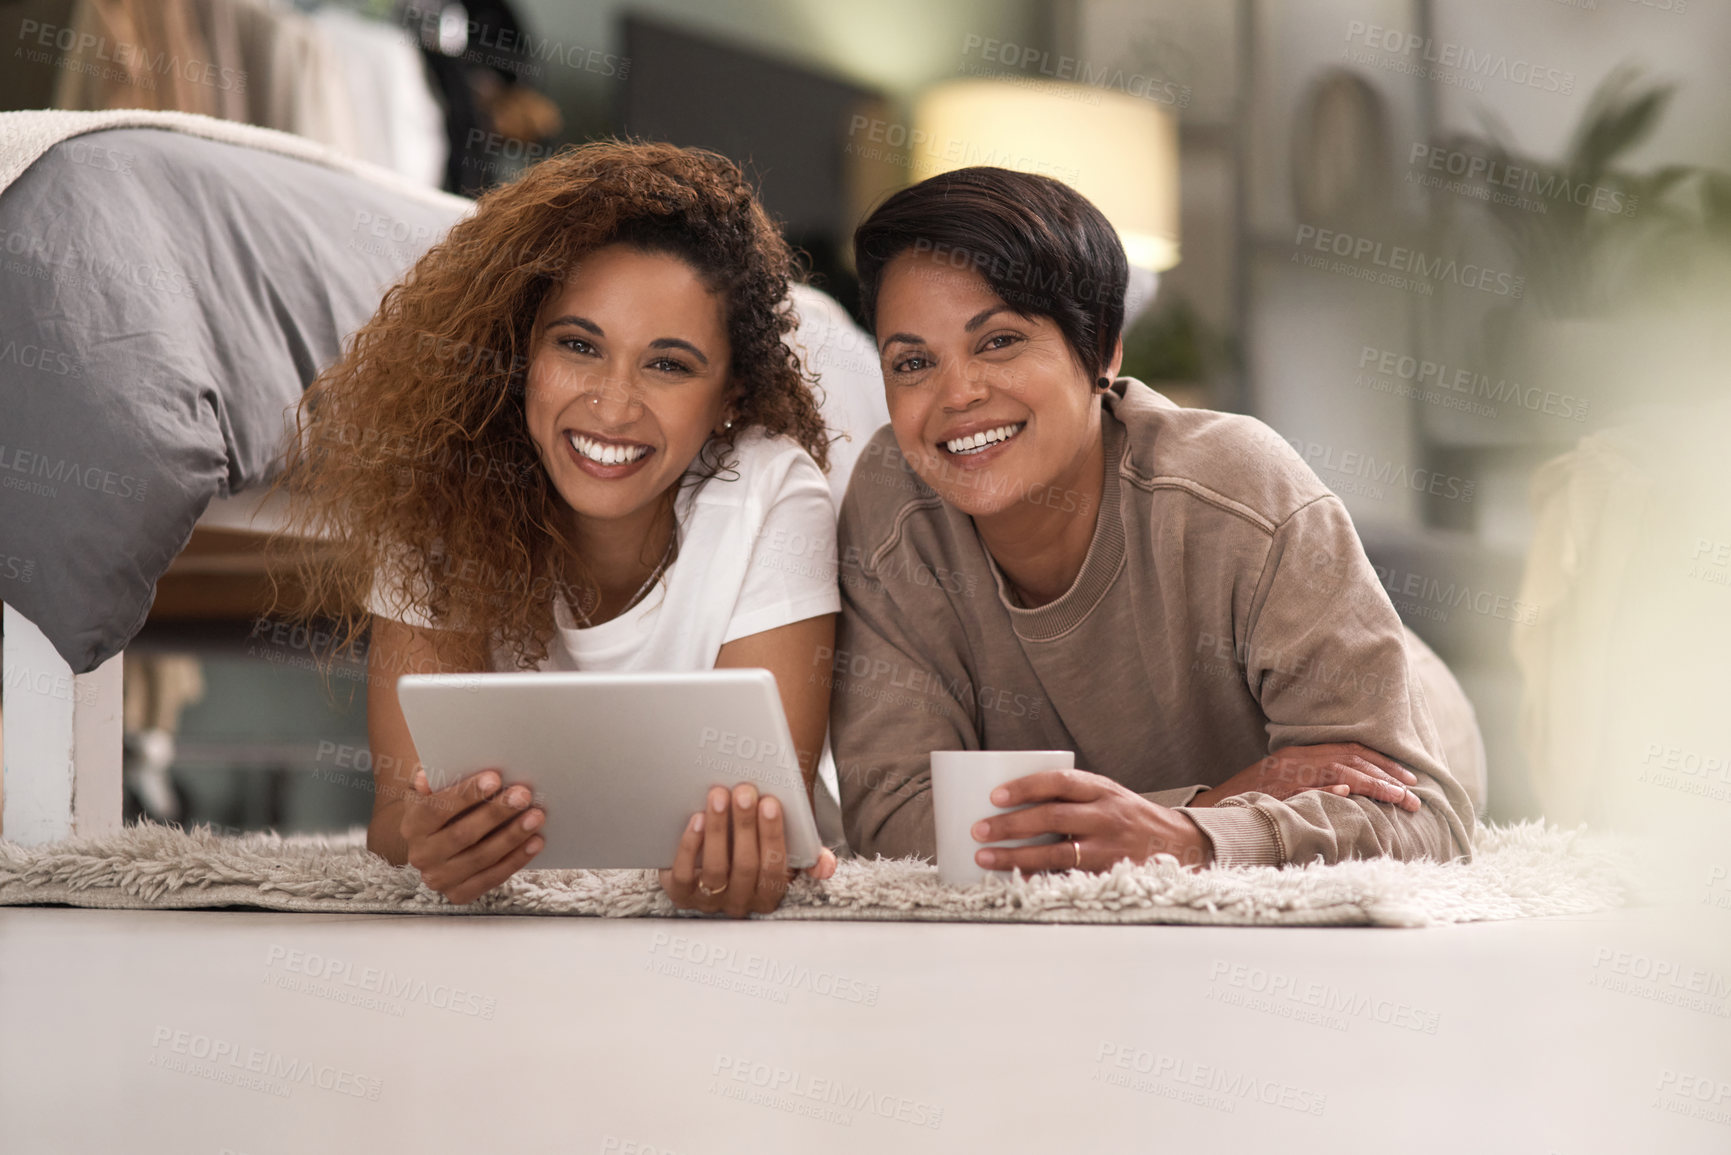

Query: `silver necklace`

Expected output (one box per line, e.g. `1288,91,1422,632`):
572,528,676,628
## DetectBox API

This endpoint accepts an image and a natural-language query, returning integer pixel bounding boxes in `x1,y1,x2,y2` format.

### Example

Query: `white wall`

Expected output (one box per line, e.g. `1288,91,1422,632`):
1429,0,1731,170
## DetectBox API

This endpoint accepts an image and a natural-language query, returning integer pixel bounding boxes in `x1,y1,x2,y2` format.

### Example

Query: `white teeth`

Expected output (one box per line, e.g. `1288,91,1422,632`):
568,432,649,466
944,423,1023,455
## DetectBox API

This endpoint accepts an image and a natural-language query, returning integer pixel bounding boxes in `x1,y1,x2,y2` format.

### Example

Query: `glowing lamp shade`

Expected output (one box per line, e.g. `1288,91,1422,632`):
910,79,1180,272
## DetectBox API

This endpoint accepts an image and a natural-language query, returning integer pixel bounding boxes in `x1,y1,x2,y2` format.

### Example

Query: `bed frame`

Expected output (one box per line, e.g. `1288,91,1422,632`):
1,490,291,845
0,285,885,848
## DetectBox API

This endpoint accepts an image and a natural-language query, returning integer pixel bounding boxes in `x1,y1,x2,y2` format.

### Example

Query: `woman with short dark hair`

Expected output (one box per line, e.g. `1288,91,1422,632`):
833,166,1482,872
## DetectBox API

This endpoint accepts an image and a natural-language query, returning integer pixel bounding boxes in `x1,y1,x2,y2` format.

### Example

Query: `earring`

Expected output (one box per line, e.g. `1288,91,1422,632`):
723,418,734,431
1095,377,1111,392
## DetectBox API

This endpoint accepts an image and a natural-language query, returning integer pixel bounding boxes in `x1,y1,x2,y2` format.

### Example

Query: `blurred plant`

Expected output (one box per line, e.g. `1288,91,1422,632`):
1446,66,1731,318
1118,294,1233,387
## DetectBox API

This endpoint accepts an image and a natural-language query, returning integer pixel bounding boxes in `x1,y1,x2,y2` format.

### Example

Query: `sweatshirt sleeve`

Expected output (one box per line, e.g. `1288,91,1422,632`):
1142,785,1209,808
830,503,977,862
1182,495,1476,866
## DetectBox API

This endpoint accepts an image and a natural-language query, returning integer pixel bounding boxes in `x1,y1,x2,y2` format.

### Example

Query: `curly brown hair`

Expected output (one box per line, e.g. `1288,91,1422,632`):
268,139,830,672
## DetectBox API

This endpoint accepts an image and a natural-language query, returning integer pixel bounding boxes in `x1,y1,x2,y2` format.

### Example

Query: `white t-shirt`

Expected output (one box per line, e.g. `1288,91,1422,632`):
366,429,840,672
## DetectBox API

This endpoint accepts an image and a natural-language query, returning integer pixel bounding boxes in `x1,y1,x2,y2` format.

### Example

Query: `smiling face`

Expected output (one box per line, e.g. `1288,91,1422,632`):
874,250,1114,519
523,244,733,535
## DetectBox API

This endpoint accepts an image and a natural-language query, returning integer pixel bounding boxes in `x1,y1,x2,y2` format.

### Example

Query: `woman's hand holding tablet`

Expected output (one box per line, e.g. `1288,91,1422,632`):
660,783,838,917
400,767,547,906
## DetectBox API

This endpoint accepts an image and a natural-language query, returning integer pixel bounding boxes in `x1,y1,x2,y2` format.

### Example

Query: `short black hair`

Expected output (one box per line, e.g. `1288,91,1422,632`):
852,167,1128,378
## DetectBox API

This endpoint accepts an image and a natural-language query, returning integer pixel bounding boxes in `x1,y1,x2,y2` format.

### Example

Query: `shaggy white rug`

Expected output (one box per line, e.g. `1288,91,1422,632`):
0,820,1634,927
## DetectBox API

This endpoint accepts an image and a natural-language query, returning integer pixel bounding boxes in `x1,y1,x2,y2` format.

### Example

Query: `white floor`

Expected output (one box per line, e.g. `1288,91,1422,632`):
2,900,1728,1154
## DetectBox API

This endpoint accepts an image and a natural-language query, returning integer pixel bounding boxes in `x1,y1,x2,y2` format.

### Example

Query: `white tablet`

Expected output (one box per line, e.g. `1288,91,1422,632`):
395,669,822,870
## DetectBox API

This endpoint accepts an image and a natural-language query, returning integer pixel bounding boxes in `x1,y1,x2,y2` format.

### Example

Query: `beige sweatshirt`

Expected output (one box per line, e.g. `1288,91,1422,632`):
830,378,1478,867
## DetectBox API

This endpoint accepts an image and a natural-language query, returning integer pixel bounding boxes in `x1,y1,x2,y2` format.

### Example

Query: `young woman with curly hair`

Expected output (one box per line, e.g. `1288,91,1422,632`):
271,140,839,914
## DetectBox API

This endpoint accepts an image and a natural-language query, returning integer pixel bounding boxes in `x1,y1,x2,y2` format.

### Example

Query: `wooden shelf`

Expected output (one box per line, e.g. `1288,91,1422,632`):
149,528,343,621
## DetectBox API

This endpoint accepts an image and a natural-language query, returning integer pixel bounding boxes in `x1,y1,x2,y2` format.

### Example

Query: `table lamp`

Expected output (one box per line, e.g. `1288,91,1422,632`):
910,78,1181,275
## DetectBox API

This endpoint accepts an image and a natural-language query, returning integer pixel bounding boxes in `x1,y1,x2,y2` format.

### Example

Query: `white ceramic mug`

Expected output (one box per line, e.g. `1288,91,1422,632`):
930,749,1073,886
